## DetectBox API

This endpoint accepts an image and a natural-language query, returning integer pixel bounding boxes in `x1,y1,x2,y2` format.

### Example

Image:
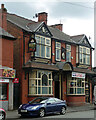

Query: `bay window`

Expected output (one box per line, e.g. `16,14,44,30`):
29,70,53,95
35,35,51,59
67,73,85,95
79,46,90,65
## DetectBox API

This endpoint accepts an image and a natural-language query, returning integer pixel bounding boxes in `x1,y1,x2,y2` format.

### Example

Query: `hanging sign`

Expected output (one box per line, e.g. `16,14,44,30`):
72,72,85,79
28,37,36,52
61,47,66,60
0,69,15,78
13,78,19,83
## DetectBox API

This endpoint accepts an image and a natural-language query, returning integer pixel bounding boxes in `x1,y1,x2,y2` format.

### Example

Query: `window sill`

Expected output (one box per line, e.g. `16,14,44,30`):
67,94,85,96
28,94,53,97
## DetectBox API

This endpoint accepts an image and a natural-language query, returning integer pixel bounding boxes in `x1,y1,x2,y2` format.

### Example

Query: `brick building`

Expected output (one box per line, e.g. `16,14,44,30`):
1,4,96,107
0,4,16,110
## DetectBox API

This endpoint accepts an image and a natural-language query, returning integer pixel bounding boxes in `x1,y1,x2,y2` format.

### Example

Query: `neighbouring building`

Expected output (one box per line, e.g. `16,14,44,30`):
0,4,16,110
1,4,96,107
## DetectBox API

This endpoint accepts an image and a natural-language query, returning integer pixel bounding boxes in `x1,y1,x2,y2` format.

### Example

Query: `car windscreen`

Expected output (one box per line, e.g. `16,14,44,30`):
29,98,48,104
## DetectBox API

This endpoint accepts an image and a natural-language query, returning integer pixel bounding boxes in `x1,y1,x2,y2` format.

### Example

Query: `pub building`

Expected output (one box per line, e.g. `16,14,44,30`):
0,4,16,110
1,4,95,107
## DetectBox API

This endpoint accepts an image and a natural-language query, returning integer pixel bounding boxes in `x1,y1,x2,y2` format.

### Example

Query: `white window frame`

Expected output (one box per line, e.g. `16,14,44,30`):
66,44,71,62
55,42,61,61
79,46,90,65
35,35,51,59
67,74,85,95
29,70,53,95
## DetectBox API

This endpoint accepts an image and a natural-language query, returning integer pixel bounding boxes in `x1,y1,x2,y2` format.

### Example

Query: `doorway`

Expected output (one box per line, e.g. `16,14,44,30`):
55,81,60,99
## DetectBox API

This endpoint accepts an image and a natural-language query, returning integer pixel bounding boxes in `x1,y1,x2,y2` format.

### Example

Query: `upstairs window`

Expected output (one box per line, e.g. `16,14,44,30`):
79,46,90,65
35,35,51,59
66,44,71,62
55,42,61,61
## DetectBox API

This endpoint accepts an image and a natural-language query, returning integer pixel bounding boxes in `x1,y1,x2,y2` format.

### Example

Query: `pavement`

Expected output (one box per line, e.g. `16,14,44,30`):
6,104,95,119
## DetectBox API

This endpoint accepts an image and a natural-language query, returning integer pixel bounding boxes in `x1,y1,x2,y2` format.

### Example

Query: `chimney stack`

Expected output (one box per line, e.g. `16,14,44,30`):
38,12,48,24
0,4,7,31
50,24,63,31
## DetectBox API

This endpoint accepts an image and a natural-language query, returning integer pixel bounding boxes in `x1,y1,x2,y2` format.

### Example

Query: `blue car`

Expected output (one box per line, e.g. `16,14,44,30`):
18,97,67,117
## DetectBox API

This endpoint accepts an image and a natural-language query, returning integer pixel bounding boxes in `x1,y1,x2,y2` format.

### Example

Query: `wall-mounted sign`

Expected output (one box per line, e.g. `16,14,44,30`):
0,79,9,83
28,37,36,52
61,47,66,60
0,69,15,78
72,72,85,79
13,78,19,83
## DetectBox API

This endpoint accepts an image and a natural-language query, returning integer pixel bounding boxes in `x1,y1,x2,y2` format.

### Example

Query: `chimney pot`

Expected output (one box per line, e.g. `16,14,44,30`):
1,4,4,9
38,12,48,24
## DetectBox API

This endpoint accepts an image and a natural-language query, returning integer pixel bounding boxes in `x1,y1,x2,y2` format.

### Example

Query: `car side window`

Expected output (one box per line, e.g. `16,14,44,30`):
54,98,62,102
47,98,56,104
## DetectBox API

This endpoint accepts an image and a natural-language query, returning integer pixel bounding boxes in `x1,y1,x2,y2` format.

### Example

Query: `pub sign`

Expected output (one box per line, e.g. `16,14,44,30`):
28,37,36,52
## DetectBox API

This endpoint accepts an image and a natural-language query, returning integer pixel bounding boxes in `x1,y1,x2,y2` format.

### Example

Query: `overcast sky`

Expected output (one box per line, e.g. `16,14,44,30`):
0,0,95,66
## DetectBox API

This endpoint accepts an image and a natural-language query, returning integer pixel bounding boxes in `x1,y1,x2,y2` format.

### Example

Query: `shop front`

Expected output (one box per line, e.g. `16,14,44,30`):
0,66,15,110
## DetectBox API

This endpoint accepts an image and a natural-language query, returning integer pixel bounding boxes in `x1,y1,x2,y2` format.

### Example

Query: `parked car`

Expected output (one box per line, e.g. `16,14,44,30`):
0,108,6,120
18,97,67,117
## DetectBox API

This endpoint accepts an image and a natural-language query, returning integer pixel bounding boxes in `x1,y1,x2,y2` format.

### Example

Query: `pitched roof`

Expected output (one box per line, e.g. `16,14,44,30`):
48,26,76,43
0,27,15,39
70,34,85,43
70,34,92,48
7,13,36,32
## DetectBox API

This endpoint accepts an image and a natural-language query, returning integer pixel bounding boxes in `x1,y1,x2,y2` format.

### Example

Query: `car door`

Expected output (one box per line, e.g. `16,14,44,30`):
46,98,57,113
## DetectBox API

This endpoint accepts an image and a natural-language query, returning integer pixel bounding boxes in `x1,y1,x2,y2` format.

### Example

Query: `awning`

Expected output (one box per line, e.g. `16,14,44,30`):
23,61,59,71
56,62,73,71
74,67,96,76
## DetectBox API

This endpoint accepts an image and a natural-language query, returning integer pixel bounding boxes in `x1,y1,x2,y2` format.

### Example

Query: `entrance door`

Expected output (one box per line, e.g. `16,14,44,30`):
55,81,60,99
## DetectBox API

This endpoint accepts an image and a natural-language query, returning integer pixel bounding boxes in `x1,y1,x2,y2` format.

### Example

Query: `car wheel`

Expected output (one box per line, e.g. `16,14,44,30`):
0,112,5,120
60,106,66,115
39,108,45,117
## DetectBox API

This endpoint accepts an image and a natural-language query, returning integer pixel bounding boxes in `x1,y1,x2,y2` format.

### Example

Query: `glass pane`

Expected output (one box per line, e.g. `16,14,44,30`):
86,55,90,65
56,42,61,48
42,74,48,86
46,47,50,58
0,84,7,100
36,36,40,43
49,87,51,94
49,73,51,79
80,53,83,63
83,48,86,54
77,88,81,94
46,39,50,45
66,51,71,62
82,82,84,87
35,44,40,56
35,80,37,85
41,37,45,44
56,49,60,60
82,88,84,94
38,80,41,86
38,72,41,78
79,47,82,53
42,87,48,94
41,45,45,57
66,45,71,50
87,48,90,54
49,80,51,86
77,79,82,87
38,87,41,94
83,54,86,64
70,88,74,94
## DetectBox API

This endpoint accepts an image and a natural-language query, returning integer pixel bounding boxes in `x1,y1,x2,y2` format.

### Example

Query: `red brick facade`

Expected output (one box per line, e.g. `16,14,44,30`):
1,4,94,107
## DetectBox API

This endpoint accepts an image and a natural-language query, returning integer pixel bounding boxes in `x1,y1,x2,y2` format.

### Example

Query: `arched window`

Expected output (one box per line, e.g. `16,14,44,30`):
42,74,48,86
